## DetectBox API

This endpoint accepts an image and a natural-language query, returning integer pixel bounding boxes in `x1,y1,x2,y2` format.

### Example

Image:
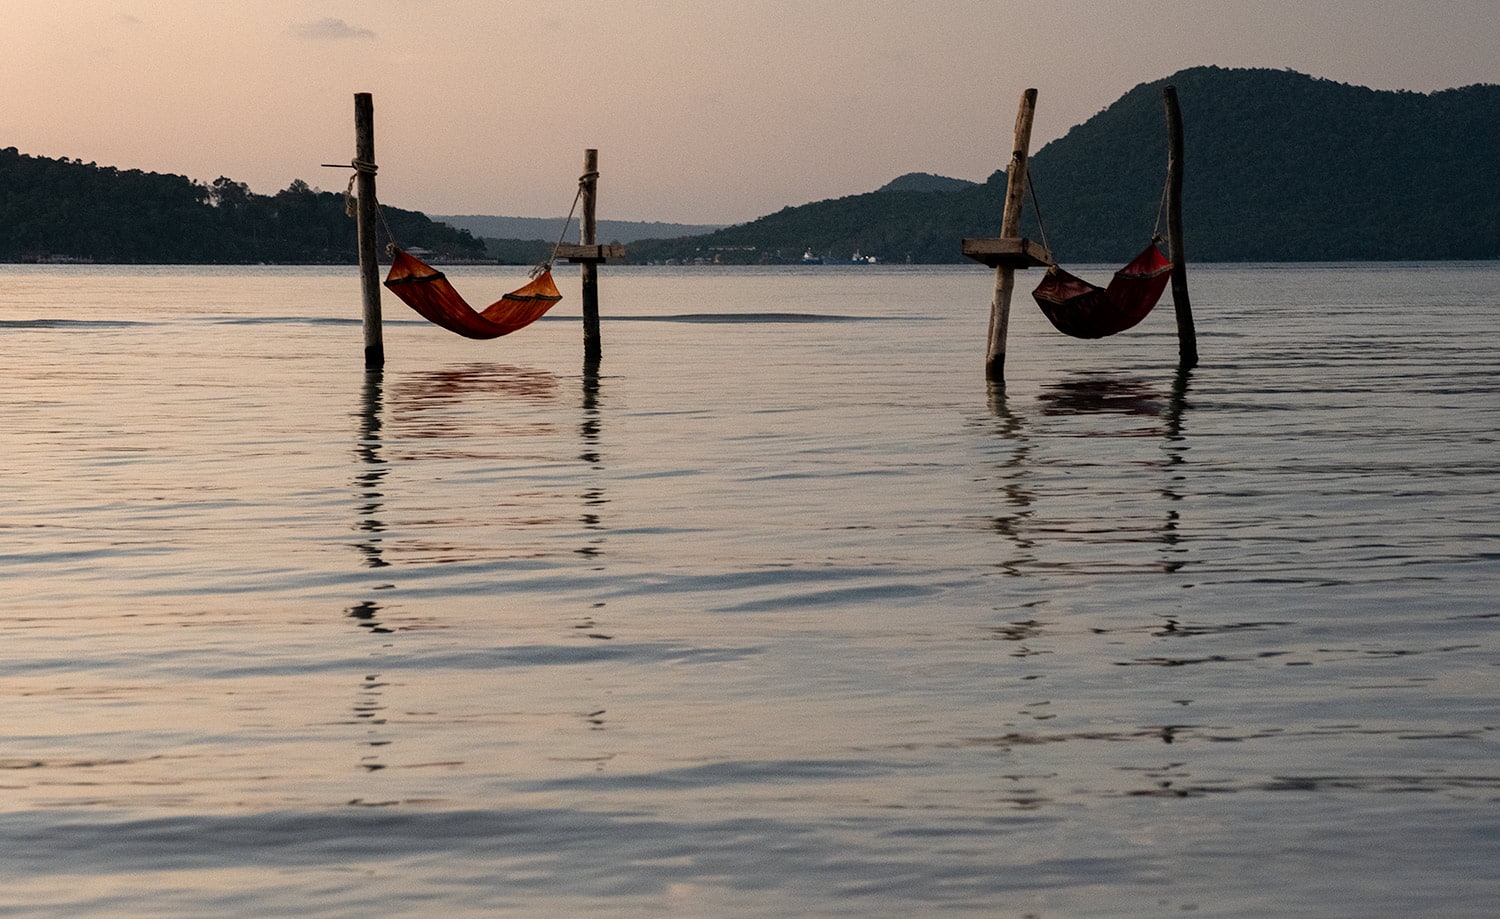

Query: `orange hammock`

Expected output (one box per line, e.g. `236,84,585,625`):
383,248,561,340
1032,242,1173,339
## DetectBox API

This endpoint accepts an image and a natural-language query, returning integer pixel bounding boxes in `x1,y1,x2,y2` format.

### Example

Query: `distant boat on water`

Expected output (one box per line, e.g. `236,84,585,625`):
801,248,879,265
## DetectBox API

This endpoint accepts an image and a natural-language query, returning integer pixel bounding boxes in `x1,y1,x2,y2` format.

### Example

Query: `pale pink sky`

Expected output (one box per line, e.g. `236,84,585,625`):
5,1,1497,224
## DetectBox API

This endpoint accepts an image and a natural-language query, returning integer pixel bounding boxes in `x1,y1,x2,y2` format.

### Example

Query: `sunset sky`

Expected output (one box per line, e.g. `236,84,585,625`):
5,1,1497,224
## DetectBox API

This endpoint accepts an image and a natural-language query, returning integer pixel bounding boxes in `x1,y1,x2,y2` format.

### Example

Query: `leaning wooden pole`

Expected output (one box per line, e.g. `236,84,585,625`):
1163,85,1197,369
986,88,1038,382
354,92,384,369
580,149,601,363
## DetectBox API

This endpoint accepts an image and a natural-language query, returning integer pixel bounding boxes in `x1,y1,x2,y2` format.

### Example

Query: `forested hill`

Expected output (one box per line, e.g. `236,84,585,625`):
630,67,1500,264
8,67,1498,264
0,148,484,263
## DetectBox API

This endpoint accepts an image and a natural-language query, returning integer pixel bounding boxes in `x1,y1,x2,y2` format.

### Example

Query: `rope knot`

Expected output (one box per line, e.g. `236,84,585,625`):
340,160,398,249
346,160,379,215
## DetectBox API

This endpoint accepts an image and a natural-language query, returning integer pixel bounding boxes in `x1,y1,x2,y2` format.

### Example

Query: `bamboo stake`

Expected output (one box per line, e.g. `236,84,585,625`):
354,93,384,369
580,148,601,363
1163,85,1198,368
987,88,1038,382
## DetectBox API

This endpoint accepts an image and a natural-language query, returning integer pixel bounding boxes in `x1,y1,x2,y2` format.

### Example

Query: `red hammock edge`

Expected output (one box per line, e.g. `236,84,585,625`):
383,248,562,340
1032,242,1173,340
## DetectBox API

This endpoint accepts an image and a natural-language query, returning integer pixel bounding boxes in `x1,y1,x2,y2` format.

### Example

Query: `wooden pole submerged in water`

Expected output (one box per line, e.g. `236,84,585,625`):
1162,85,1198,369
959,88,1049,383
555,149,625,364
354,92,384,369
580,148,601,363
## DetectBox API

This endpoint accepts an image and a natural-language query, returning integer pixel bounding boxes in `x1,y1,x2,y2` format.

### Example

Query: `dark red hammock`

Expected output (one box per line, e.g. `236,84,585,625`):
1032,242,1173,339
383,248,561,340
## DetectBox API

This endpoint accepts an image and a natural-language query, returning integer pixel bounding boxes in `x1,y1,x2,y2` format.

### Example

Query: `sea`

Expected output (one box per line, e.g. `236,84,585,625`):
1,260,1497,917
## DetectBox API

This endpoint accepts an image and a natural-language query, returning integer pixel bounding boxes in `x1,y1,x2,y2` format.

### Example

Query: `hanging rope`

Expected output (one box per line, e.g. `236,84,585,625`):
341,160,370,218
340,158,401,253
1152,177,1170,244
1024,169,1053,262
327,159,596,271
534,169,597,278
1026,168,1172,255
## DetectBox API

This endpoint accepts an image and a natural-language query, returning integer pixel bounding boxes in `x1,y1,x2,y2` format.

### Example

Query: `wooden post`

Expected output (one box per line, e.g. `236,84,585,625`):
1163,85,1198,369
987,88,1038,382
555,150,622,362
354,93,384,369
580,149,601,363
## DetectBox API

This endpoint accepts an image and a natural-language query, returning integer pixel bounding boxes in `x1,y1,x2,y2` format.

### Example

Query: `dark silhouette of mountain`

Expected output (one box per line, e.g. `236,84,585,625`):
7,67,1497,264
629,67,1500,263
878,173,980,194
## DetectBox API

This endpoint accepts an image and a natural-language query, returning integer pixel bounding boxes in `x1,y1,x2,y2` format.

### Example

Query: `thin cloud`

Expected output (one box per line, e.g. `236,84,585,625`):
291,18,376,41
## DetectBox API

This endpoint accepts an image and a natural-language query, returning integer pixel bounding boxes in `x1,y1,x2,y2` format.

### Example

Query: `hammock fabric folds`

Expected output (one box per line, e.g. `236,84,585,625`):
1032,242,1173,339
383,248,561,340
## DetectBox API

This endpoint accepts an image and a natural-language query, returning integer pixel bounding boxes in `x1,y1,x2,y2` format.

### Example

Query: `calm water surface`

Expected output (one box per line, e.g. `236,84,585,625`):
2,262,1497,916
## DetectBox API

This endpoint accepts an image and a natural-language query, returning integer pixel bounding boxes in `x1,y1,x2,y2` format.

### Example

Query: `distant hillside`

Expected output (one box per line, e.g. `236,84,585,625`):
9,67,1497,264
0,148,484,264
630,67,1500,263
1022,67,1500,261
434,214,725,244
627,187,1000,265
878,173,979,194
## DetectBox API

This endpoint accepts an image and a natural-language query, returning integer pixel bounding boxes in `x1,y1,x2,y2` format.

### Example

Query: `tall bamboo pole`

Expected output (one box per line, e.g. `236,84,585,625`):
354,92,384,369
987,88,1038,383
580,149,601,363
1163,85,1197,368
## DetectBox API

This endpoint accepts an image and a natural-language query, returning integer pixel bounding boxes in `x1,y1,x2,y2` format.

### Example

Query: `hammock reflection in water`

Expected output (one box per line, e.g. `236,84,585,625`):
6,263,1497,914
983,365,1193,578
346,360,613,781
349,362,606,571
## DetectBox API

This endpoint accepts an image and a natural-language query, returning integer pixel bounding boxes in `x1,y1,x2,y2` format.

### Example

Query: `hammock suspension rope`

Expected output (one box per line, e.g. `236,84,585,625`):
343,158,401,252
537,170,596,278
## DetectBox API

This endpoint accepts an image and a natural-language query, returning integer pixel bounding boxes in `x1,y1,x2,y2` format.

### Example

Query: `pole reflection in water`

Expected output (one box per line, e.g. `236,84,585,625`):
572,357,613,707
349,368,394,788
353,368,389,570
577,357,608,562
1159,364,1194,574
982,381,1037,577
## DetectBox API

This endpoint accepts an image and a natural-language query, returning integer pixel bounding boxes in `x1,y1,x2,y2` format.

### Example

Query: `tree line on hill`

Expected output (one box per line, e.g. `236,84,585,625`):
5,67,1497,265
0,147,483,263
627,67,1500,265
